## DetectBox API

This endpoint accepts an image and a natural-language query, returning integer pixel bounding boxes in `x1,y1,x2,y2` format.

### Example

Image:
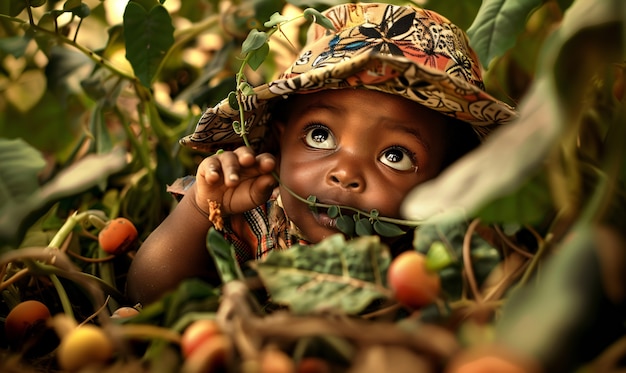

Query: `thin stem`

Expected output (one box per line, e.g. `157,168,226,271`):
494,225,534,259
0,268,29,291
25,0,35,25
518,232,554,287
50,273,75,319
463,218,483,303
272,172,426,227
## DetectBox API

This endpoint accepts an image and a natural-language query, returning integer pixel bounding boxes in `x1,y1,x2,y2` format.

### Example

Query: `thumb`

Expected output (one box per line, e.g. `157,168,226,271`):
249,174,279,207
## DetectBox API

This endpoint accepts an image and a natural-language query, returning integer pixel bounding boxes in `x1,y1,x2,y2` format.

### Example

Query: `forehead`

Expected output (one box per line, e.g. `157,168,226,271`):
285,89,449,133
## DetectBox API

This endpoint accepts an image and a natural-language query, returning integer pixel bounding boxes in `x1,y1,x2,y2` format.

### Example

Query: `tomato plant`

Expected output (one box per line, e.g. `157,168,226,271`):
0,0,624,372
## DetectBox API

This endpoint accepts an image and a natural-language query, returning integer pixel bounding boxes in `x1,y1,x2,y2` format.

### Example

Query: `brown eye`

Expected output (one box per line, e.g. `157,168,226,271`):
379,147,415,171
304,126,336,149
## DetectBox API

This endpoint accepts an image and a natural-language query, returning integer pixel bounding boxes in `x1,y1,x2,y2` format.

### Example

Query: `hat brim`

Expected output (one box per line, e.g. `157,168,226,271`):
180,52,517,153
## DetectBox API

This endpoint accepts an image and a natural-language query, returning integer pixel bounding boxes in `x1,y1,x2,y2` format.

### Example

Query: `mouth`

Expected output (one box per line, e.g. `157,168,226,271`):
313,209,338,229
309,200,354,230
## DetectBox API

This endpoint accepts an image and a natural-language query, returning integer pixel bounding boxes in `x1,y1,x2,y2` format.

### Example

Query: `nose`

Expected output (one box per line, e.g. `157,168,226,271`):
327,164,366,192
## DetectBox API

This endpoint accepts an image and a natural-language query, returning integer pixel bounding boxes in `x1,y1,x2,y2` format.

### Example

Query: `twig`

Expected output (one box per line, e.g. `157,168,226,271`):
0,268,29,291
494,225,534,259
462,218,483,303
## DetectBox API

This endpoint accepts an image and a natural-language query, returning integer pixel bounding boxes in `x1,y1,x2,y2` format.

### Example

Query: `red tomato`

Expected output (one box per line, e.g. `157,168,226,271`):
98,217,138,255
387,251,441,309
181,319,222,358
4,300,51,347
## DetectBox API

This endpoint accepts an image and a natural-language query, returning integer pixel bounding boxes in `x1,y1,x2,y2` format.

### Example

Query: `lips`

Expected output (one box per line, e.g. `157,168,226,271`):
313,210,337,229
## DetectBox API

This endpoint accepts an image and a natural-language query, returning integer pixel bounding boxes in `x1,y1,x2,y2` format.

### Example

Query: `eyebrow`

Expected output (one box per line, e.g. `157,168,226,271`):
297,101,430,150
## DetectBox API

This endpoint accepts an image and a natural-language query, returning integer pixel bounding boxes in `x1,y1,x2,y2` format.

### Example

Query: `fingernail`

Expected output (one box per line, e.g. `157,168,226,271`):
229,174,239,181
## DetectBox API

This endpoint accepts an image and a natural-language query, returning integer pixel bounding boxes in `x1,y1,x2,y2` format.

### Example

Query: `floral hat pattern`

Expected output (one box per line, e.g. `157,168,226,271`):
180,2,517,153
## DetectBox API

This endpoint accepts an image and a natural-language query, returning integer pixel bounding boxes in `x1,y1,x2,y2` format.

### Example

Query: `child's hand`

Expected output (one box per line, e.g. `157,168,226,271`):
195,146,278,217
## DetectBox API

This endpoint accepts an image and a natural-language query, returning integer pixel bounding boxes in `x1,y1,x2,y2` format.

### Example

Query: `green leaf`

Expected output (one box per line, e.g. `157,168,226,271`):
63,0,82,10
467,0,542,68
0,138,46,207
327,205,339,218
0,37,30,58
335,215,354,236
227,91,239,110
0,147,127,250
247,42,269,71
241,29,268,55
475,171,553,225
89,103,114,155
70,3,90,18
303,8,335,31
373,220,406,237
251,234,392,314
123,2,174,87
355,218,373,236
307,195,318,214
264,12,290,28
206,228,243,283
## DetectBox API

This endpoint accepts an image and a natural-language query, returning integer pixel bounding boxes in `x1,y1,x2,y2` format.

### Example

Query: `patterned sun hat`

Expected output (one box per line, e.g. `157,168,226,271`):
180,2,517,153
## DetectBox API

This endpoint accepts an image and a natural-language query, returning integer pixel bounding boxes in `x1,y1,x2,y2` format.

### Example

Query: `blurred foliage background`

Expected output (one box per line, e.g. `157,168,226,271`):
0,0,624,371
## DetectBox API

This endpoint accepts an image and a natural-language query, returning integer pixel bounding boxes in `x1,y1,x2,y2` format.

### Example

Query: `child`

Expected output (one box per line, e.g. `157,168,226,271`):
126,2,517,305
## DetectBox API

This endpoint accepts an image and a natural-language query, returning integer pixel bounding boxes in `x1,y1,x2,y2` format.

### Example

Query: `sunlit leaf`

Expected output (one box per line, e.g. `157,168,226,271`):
467,0,542,68
5,69,46,112
123,2,174,87
247,42,269,71
303,8,334,31
264,12,289,28
251,234,392,314
241,29,268,54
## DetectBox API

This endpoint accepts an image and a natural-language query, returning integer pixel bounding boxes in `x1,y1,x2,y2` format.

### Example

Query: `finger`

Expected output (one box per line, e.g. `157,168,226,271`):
252,174,279,205
199,156,224,184
233,146,257,167
256,153,277,174
217,151,244,186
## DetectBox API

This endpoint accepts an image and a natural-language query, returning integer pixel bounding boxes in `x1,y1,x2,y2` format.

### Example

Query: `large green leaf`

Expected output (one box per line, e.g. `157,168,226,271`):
0,138,46,207
467,0,542,68
402,0,624,224
251,234,392,315
0,144,127,250
123,2,174,87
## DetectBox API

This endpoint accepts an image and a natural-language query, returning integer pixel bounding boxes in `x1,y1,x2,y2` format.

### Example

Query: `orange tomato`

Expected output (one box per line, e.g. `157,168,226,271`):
387,251,441,309
98,217,138,255
4,300,51,347
181,319,222,358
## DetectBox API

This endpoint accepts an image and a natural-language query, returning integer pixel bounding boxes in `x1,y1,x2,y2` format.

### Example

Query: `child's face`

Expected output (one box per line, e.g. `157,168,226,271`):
276,89,450,243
